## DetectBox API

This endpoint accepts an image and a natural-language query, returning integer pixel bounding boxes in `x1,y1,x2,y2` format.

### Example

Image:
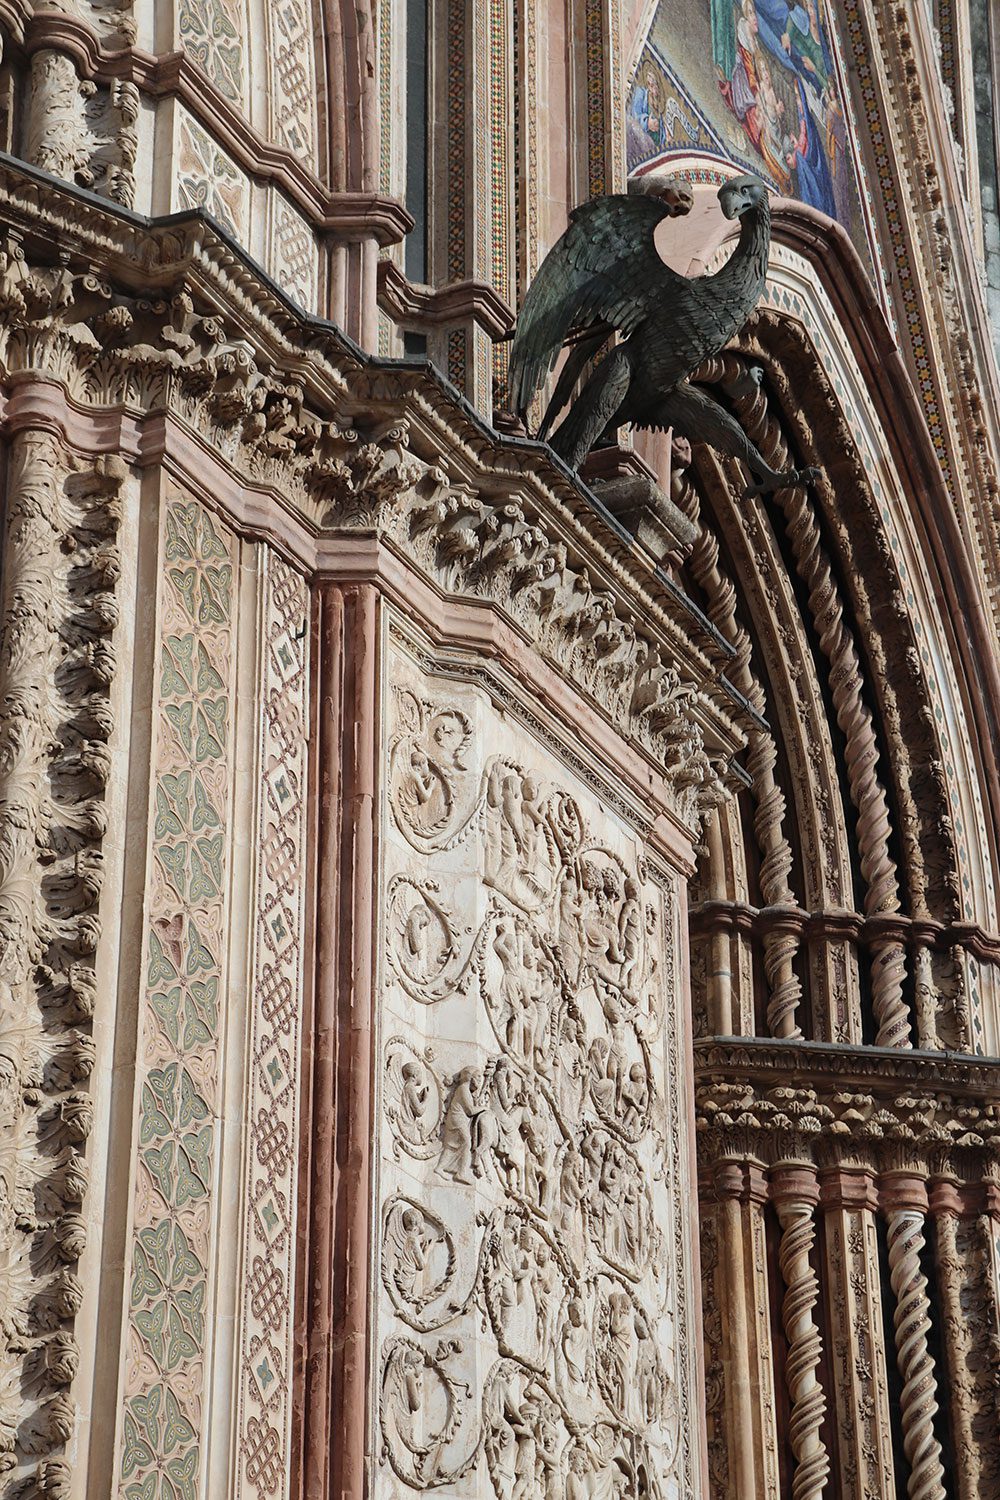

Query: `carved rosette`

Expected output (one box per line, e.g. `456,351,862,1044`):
0,431,123,1494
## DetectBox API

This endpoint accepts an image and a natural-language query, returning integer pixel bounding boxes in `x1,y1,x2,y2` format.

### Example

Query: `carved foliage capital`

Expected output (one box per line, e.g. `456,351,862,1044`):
0,222,750,828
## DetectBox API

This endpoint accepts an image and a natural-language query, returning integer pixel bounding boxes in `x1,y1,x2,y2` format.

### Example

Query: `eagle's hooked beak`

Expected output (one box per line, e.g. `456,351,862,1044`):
718,175,764,220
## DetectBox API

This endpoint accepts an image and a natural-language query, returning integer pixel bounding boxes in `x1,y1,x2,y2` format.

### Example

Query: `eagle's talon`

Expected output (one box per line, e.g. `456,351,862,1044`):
508,174,782,481
742,464,823,500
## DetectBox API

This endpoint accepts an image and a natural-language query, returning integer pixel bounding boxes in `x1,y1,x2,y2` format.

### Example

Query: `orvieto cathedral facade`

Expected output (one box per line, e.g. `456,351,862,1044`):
0,0,998,1497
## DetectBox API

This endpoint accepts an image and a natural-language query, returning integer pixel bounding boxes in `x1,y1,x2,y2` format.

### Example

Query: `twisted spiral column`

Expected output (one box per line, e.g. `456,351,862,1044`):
719,357,911,1048
748,733,802,1038
674,462,802,1037
763,320,967,1047
773,1170,830,1500
886,1207,947,1500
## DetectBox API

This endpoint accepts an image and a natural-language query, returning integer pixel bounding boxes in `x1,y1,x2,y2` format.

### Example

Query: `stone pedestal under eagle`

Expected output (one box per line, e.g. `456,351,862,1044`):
508,173,821,496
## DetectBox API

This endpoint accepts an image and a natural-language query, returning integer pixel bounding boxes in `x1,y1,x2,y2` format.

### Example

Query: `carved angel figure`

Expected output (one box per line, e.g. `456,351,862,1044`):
437,1067,485,1183
385,1206,435,1306
508,173,822,496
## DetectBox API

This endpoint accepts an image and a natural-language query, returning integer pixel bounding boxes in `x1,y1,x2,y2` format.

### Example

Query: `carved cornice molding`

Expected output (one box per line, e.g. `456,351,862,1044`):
695,1037,1000,1100
695,1037,1000,1182
324,195,414,246
377,261,515,340
0,160,758,829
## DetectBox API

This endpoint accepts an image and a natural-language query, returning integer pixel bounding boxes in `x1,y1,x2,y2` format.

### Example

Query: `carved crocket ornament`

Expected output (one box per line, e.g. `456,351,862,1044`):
509,171,822,497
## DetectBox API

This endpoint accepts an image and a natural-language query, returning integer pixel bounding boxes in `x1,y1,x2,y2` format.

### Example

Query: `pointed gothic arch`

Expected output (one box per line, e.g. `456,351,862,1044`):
688,206,1000,1496
679,205,1000,1055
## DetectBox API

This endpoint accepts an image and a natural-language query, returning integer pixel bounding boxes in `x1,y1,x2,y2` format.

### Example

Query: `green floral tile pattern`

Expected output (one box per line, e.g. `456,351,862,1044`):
177,0,245,105
120,500,235,1499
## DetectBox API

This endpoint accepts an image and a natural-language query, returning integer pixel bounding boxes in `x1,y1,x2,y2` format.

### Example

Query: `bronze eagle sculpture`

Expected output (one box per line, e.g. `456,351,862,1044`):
508,173,820,496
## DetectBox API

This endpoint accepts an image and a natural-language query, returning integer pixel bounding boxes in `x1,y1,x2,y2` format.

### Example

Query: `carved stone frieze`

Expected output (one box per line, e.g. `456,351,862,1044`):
0,430,123,1494
376,647,698,1498
695,1035,1000,1099
698,1081,993,1165
0,194,754,831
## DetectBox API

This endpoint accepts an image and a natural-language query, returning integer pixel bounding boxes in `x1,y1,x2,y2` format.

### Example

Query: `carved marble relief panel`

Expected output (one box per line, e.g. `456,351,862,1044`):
374,635,700,1500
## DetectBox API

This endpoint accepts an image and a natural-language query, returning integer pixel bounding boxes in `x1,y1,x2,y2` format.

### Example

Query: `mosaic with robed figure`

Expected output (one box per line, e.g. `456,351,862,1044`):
627,0,874,271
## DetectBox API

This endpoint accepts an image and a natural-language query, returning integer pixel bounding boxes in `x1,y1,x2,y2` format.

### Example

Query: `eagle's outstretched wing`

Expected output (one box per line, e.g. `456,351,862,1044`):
507,194,688,418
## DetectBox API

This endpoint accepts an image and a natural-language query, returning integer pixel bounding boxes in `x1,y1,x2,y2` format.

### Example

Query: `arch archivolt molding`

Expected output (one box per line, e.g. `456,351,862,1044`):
683,237,1000,1500
696,449,863,1043
678,247,1000,1051
761,246,997,942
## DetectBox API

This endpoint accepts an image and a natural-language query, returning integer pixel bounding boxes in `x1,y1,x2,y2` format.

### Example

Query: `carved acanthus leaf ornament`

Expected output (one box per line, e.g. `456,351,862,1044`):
0,217,754,830
0,431,124,1495
695,1056,1000,1181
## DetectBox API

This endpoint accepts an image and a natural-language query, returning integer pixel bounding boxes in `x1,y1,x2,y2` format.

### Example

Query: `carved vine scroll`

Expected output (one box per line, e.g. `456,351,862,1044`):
375,650,697,1499
0,432,123,1496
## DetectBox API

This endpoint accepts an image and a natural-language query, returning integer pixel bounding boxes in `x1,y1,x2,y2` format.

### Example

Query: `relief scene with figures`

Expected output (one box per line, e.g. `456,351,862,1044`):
374,643,699,1500
627,0,875,269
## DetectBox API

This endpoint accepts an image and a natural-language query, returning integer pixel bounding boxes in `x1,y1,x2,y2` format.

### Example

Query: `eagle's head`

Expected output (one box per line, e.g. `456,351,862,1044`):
717,174,768,220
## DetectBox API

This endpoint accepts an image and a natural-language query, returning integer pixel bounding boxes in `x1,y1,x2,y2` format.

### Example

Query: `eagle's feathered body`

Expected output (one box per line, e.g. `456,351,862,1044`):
623,195,770,416
508,175,819,496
